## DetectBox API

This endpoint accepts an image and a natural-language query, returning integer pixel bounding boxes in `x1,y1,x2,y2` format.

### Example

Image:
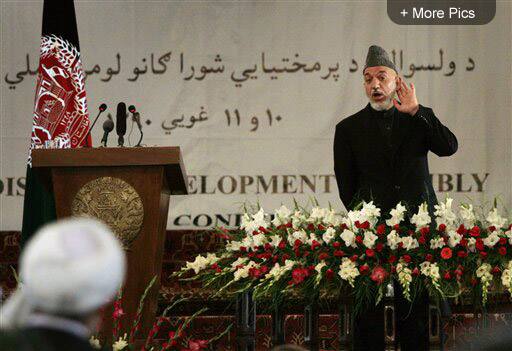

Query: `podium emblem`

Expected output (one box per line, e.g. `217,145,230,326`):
72,176,144,249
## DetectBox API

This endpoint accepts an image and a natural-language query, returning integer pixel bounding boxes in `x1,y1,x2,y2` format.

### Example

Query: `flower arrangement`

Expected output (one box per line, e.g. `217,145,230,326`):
175,199,512,314
90,276,230,350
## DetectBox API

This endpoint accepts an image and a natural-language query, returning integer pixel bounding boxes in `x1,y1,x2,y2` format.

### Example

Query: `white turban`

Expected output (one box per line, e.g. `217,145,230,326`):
0,217,126,330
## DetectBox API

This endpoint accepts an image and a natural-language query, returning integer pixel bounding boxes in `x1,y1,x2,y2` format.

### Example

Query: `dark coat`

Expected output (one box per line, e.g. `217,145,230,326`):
0,327,96,351
333,103,458,215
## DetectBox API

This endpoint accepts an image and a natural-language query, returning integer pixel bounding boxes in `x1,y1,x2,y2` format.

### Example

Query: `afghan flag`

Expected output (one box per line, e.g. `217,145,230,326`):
21,0,90,246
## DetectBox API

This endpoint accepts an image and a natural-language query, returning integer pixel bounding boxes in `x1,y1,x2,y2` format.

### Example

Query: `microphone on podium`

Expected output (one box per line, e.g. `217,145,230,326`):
85,103,107,145
116,102,127,147
128,105,144,147
100,114,114,147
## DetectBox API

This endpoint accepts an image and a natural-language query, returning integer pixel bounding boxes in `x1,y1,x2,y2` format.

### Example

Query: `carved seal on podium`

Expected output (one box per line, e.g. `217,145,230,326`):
71,176,144,249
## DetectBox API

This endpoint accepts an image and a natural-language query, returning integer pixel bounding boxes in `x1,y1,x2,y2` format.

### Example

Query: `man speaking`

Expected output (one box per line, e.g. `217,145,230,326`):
333,45,458,350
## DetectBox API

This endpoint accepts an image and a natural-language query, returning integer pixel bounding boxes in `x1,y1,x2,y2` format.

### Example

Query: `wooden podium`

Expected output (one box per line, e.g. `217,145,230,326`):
31,146,188,338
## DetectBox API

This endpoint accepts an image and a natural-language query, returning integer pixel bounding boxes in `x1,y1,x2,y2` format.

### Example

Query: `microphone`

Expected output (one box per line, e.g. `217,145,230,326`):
100,114,114,147
85,103,107,145
116,102,127,147
128,105,144,147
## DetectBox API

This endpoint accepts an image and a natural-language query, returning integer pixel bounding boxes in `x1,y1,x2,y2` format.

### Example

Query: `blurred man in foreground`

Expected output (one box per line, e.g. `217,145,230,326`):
0,218,126,351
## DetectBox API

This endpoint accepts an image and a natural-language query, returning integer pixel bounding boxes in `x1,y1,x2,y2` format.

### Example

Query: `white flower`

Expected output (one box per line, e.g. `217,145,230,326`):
186,255,210,274
430,237,445,250
324,209,342,226
241,208,269,234
483,232,500,248
113,334,128,351
363,231,378,248
506,229,512,245
288,230,308,245
291,210,307,229
252,233,268,247
306,233,322,246
419,262,440,281
486,208,507,229
434,198,457,228
264,260,295,282
340,229,357,248
401,236,419,251
315,261,327,274
459,204,476,227
269,234,282,247
396,263,413,301
386,202,407,226
467,237,477,252
411,203,431,228
231,257,248,269
360,201,381,226
322,227,337,244
447,230,463,248
387,230,401,250
89,336,101,350
501,261,512,296
308,207,329,223
338,257,360,287
271,205,292,226
476,263,493,303
234,261,258,281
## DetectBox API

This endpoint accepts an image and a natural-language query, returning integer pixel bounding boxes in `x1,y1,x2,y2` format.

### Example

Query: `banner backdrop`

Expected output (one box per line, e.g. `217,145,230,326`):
1,1,511,230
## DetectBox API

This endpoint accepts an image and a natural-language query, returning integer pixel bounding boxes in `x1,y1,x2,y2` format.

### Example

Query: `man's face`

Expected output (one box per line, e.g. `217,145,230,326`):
363,66,399,111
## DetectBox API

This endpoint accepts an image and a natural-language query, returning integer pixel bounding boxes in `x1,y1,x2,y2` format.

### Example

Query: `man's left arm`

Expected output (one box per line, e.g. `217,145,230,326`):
393,79,458,156
413,105,458,156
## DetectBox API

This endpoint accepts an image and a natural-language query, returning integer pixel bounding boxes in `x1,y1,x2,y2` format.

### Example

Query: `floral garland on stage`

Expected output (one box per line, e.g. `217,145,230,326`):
175,199,512,313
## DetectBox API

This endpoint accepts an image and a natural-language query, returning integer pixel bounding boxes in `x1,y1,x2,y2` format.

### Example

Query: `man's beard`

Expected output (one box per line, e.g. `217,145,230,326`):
369,92,396,111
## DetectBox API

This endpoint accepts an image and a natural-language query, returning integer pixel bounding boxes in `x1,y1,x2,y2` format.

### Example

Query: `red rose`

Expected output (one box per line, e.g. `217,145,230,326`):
412,267,420,276
361,221,370,229
359,264,370,275
475,239,484,251
420,226,430,235
425,254,434,262
438,224,446,232
356,235,363,244
292,267,309,284
492,266,501,274
390,265,397,273
264,243,272,251
376,243,384,252
457,250,468,258
393,224,401,231
499,237,507,245
418,236,426,245
311,240,321,250
440,247,452,260
326,268,334,280
377,224,386,235
470,226,481,237
278,240,287,250
456,224,467,235
350,254,359,262
286,222,293,228
488,226,496,232
370,266,389,285
402,255,412,263
259,226,268,234
318,252,329,260
388,255,397,264
340,223,348,230
366,249,375,258
471,278,478,286
499,247,507,256
443,271,452,280
479,251,488,259
334,250,345,257
240,246,247,252
459,238,468,247
333,242,341,249
318,224,325,231
307,223,315,231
